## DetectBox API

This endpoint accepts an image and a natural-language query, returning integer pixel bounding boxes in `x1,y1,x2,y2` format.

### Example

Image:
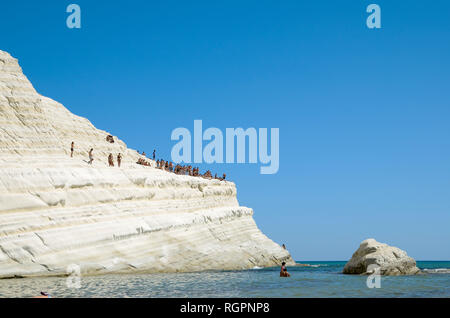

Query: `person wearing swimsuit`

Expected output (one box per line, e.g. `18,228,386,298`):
280,262,291,277
117,153,122,168
88,148,94,164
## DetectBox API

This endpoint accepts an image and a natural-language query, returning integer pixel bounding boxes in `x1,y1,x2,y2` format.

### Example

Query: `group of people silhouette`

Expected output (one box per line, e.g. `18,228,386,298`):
70,141,121,168
108,153,122,167
71,140,228,181
155,159,226,181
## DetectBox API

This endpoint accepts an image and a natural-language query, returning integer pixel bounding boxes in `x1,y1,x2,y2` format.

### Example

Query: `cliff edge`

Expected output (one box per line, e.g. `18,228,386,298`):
0,50,293,278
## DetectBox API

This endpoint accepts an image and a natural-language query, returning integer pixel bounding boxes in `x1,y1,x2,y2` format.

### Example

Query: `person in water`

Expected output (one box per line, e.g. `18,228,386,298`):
34,291,51,298
280,262,291,277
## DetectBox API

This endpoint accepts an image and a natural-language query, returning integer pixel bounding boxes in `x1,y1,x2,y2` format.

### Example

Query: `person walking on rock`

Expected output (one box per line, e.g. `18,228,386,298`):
108,153,114,167
88,148,94,165
70,142,74,158
117,153,122,168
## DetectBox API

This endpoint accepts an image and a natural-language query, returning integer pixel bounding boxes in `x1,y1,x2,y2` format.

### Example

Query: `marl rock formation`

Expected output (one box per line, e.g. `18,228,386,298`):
0,50,293,278
343,238,420,276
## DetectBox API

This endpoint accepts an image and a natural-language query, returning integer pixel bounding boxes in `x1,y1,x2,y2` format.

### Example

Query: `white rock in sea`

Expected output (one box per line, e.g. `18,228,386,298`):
0,50,294,278
343,238,420,276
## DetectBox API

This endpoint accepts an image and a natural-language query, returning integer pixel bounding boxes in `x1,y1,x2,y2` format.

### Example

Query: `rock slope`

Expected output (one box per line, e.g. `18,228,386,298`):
0,50,293,278
343,238,420,276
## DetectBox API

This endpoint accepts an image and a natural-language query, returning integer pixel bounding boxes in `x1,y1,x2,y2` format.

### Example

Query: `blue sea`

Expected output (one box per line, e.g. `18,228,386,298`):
0,261,449,298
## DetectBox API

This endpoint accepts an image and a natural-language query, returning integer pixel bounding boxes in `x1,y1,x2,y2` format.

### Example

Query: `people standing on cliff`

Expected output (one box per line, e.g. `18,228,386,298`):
203,170,212,179
117,153,122,168
88,148,94,164
282,244,286,250
108,153,114,167
280,262,291,277
222,173,226,180
70,142,74,158
152,149,156,160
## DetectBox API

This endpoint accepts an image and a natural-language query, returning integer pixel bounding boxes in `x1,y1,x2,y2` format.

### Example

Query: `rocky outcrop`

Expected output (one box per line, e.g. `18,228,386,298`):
343,238,420,276
0,50,294,278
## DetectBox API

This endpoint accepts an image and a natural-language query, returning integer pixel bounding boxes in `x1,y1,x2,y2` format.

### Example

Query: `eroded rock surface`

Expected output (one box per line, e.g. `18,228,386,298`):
0,50,293,278
343,238,420,276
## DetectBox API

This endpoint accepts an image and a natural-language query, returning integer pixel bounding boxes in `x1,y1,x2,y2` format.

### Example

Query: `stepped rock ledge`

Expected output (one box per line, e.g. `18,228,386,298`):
0,50,293,278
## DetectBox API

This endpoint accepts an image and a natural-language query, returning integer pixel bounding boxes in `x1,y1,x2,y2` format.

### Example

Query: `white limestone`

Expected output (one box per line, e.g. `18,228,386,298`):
0,50,293,278
343,238,420,276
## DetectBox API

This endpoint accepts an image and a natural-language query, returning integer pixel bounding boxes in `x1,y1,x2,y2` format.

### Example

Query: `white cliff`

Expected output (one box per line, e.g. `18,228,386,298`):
343,238,420,276
0,50,293,278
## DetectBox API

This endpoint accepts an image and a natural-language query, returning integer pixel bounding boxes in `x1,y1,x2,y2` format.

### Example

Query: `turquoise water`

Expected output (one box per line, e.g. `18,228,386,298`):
0,261,449,298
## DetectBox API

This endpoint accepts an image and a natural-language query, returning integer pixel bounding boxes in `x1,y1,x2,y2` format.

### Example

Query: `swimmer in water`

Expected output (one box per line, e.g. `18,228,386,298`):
280,262,291,277
34,291,51,298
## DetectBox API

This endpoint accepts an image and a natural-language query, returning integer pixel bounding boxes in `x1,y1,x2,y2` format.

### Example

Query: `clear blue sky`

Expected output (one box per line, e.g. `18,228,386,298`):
1,1,449,260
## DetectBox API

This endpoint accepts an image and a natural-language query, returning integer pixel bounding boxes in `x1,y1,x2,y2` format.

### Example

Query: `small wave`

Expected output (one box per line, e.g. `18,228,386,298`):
252,266,263,270
422,268,450,274
295,263,326,267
